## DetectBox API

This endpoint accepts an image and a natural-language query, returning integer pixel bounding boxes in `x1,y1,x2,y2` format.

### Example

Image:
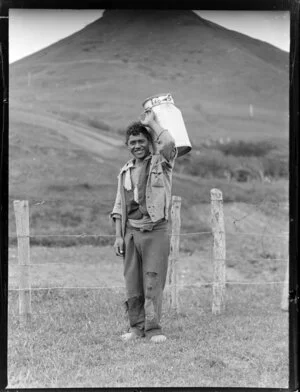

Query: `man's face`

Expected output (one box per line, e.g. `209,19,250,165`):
127,133,150,160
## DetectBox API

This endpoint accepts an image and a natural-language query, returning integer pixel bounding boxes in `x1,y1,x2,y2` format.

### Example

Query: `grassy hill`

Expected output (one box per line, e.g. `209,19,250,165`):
10,9,289,141
9,9,289,249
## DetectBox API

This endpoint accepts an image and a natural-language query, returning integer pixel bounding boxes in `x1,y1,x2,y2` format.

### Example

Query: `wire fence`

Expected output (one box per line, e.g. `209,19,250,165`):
8,280,287,292
9,192,290,321
9,231,288,238
8,196,290,205
7,256,289,267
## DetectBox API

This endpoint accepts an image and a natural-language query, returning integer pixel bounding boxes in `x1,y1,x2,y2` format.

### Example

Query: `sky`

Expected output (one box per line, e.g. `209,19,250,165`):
9,9,290,63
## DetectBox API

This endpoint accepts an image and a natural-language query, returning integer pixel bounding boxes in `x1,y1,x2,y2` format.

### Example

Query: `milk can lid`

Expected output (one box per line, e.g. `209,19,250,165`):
142,93,174,108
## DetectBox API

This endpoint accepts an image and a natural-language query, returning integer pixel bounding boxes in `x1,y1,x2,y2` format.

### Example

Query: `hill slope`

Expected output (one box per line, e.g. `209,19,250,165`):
9,10,289,247
10,9,289,143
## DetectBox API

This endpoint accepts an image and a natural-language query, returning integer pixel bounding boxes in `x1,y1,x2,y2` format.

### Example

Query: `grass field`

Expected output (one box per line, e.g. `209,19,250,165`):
7,285,288,388
7,237,289,388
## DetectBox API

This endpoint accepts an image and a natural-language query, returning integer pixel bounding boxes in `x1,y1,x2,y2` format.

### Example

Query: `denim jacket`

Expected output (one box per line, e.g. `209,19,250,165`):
111,130,177,238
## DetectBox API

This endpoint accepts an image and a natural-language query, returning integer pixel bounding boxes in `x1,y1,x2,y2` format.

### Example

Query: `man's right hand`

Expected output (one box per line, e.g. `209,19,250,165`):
114,236,125,257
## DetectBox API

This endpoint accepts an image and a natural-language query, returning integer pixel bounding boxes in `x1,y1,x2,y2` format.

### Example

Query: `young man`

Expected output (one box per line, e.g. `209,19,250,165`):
111,109,177,343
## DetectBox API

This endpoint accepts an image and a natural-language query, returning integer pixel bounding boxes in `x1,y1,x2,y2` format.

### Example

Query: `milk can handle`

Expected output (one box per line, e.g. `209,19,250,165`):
143,93,174,111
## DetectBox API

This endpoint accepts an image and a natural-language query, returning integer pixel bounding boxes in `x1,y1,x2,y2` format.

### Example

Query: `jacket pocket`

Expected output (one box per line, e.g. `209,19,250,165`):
151,167,164,187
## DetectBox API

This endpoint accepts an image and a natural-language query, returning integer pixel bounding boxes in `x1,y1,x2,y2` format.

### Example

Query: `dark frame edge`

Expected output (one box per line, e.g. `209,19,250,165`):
289,1,300,392
0,0,297,391
0,13,9,392
0,0,293,15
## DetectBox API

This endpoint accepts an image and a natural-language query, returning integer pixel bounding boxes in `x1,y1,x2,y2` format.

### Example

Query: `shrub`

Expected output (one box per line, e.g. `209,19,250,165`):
176,150,238,179
175,140,288,180
215,140,275,157
262,155,289,178
87,118,111,131
190,151,226,178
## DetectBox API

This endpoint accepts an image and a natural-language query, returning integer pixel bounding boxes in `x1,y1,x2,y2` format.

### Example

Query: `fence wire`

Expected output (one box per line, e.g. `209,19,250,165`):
9,197,290,206
8,256,289,267
9,231,288,238
8,232,288,291
8,280,287,292
9,197,289,317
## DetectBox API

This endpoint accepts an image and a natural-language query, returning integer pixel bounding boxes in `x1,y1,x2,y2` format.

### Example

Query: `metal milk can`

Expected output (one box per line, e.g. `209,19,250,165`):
142,93,192,157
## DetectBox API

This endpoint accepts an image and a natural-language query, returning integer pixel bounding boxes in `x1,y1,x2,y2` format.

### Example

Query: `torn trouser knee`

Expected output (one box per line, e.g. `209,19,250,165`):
144,272,163,333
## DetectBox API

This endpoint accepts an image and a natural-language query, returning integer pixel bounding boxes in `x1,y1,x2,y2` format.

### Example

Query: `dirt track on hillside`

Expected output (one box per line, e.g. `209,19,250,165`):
10,107,123,159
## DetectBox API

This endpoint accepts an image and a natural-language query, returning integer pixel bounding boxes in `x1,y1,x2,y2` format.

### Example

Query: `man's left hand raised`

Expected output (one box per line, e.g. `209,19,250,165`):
140,109,156,127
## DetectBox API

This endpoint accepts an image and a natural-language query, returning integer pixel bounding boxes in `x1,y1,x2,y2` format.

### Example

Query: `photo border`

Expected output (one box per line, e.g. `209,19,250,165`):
0,0,298,390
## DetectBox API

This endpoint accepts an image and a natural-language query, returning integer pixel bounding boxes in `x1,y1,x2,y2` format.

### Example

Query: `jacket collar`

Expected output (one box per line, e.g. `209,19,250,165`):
120,153,152,174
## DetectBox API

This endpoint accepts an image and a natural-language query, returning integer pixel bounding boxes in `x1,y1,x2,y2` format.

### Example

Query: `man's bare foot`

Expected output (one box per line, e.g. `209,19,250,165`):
121,332,142,341
150,335,167,343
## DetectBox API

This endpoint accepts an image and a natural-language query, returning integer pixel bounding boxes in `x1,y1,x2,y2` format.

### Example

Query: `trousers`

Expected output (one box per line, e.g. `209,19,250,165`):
123,220,170,337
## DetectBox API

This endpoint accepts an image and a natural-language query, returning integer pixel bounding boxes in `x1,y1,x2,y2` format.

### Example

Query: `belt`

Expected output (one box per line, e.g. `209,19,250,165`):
126,218,167,232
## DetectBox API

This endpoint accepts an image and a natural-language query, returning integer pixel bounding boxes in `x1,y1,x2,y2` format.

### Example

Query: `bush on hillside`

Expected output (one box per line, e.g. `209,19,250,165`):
185,150,231,178
87,118,111,131
176,150,243,179
214,140,275,157
262,155,289,178
175,139,288,180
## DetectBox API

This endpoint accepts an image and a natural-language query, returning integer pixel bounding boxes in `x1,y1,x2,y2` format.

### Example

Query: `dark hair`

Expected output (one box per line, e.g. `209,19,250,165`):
125,122,152,145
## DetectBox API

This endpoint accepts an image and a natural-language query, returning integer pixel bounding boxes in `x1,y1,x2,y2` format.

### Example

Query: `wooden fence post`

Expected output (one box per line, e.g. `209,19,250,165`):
167,195,181,312
210,189,226,315
281,259,289,311
13,200,31,322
